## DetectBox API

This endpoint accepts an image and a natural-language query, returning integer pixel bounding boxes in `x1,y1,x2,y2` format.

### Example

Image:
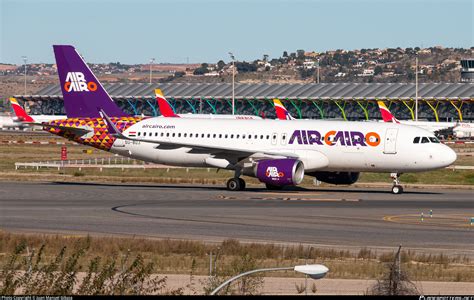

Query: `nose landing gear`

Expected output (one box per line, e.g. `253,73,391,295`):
390,173,404,194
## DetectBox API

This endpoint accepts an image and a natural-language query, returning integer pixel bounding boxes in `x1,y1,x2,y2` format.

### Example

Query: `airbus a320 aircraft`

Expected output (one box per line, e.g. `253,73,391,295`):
9,98,66,123
377,101,459,134
39,45,457,194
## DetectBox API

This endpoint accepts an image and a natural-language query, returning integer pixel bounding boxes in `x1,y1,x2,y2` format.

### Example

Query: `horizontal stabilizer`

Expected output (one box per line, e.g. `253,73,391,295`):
37,122,92,136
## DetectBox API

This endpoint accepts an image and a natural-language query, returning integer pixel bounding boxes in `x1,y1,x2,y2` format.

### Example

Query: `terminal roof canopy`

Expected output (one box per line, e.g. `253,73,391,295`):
18,83,474,101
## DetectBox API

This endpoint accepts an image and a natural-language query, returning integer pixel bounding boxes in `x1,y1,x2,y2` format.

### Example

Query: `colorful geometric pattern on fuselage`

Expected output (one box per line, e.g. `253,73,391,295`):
45,117,143,151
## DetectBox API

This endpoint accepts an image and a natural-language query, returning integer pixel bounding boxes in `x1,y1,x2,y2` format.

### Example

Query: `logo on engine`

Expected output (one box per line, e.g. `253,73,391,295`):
266,166,284,178
64,72,97,92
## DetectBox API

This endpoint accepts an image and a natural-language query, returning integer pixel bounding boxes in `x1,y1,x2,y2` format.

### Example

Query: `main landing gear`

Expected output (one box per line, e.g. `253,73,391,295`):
390,173,404,194
226,178,246,191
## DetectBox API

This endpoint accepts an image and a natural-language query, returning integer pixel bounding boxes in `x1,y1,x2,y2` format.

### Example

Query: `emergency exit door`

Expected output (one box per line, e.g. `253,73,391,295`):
384,128,398,154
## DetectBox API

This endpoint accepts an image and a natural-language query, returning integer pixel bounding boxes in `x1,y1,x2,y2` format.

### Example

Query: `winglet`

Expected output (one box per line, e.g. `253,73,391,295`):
9,98,35,122
273,99,295,120
155,89,179,117
377,101,400,123
99,109,124,137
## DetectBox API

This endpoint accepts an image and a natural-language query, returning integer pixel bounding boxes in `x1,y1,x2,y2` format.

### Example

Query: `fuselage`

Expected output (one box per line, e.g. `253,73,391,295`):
398,120,456,133
176,114,261,120
453,123,474,138
377,119,456,133
103,118,456,174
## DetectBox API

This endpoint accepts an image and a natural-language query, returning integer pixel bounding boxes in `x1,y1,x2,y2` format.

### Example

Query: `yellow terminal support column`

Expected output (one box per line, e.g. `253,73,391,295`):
356,99,369,121
449,98,464,121
425,99,440,122
401,99,416,120
334,99,347,121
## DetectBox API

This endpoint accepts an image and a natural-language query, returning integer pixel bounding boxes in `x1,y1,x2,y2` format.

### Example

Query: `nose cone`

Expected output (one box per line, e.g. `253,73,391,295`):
441,146,457,167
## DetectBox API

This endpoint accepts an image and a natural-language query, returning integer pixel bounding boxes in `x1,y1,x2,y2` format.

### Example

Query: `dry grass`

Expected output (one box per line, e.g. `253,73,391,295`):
0,231,472,282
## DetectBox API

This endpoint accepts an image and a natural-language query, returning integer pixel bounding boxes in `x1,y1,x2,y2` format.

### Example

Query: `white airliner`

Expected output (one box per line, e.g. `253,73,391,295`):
453,123,474,138
8,97,66,125
377,101,459,134
44,45,458,195
155,89,261,120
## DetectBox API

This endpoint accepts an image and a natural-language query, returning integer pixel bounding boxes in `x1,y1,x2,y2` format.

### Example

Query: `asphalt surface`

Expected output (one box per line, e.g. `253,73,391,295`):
1,181,473,254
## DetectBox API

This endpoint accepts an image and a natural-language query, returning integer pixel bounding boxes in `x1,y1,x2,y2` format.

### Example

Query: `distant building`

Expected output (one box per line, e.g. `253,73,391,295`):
460,59,474,82
303,60,315,69
359,69,374,77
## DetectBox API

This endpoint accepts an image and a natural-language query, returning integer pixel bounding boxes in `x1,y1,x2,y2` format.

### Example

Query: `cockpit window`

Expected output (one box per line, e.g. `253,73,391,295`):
413,137,420,143
429,137,440,143
421,137,430,143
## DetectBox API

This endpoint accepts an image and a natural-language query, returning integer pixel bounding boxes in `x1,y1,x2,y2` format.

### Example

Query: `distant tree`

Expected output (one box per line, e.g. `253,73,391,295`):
296,49,305,59
361,49,367,54
235,61,257,73
193,63,209,75
289,52,296,59
263,54,269,62
299,68,315,79
270,58,280,65
283,51,288,58
414,47,420,52
174,71,185,78
374,66,383,75
217,60,225,70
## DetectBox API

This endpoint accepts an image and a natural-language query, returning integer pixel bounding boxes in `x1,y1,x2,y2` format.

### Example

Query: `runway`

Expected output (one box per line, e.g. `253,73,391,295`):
0,181,473,254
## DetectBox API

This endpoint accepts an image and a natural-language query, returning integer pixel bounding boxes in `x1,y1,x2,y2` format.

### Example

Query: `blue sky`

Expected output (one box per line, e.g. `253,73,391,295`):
1,0,472,65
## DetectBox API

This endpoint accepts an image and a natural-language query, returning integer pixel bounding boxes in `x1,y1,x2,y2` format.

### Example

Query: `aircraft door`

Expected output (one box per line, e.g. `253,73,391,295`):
383,128,398,154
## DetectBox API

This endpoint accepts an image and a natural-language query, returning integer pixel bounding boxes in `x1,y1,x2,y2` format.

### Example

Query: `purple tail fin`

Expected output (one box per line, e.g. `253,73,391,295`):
53,45,129,118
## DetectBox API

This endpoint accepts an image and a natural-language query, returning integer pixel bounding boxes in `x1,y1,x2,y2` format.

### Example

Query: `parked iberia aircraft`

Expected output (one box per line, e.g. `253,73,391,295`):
38,45,457,194
155,89,260,120
9,98,66,123
377,101,460,134
377,101,474,139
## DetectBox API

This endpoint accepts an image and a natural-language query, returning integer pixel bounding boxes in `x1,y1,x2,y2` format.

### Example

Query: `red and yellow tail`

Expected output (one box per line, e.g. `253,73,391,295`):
156,89,179,117
273,99,295,120
9,97,35,122
377,101,400,123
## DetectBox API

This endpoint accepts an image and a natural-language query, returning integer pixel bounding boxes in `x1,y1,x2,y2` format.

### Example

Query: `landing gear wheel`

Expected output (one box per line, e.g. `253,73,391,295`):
238,178,246,190
390,172,404,195
391,185,404,194
265,183,283,190
227,178,243,191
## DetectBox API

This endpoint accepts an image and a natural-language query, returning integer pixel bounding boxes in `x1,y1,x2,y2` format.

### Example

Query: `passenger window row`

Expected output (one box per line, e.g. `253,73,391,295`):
136,131,273,140
413,136,440,144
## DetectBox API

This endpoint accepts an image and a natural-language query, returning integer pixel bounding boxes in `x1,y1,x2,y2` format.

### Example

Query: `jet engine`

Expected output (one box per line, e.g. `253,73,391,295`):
308,171,360,185
252,158,305,186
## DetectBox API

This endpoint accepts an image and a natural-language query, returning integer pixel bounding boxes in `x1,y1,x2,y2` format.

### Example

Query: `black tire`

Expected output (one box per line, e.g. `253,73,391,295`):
238,178,246,190
265,183,283,190
227,178,242,191
391,185,404,194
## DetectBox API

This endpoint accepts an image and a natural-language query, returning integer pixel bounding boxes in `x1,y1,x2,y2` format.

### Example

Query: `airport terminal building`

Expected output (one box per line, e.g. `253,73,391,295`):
14,82,474,121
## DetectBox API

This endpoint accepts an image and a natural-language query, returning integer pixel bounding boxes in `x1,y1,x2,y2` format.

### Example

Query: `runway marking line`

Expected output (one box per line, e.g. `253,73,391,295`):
384,214,473,228
217,195,360,202
258,192,322,196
